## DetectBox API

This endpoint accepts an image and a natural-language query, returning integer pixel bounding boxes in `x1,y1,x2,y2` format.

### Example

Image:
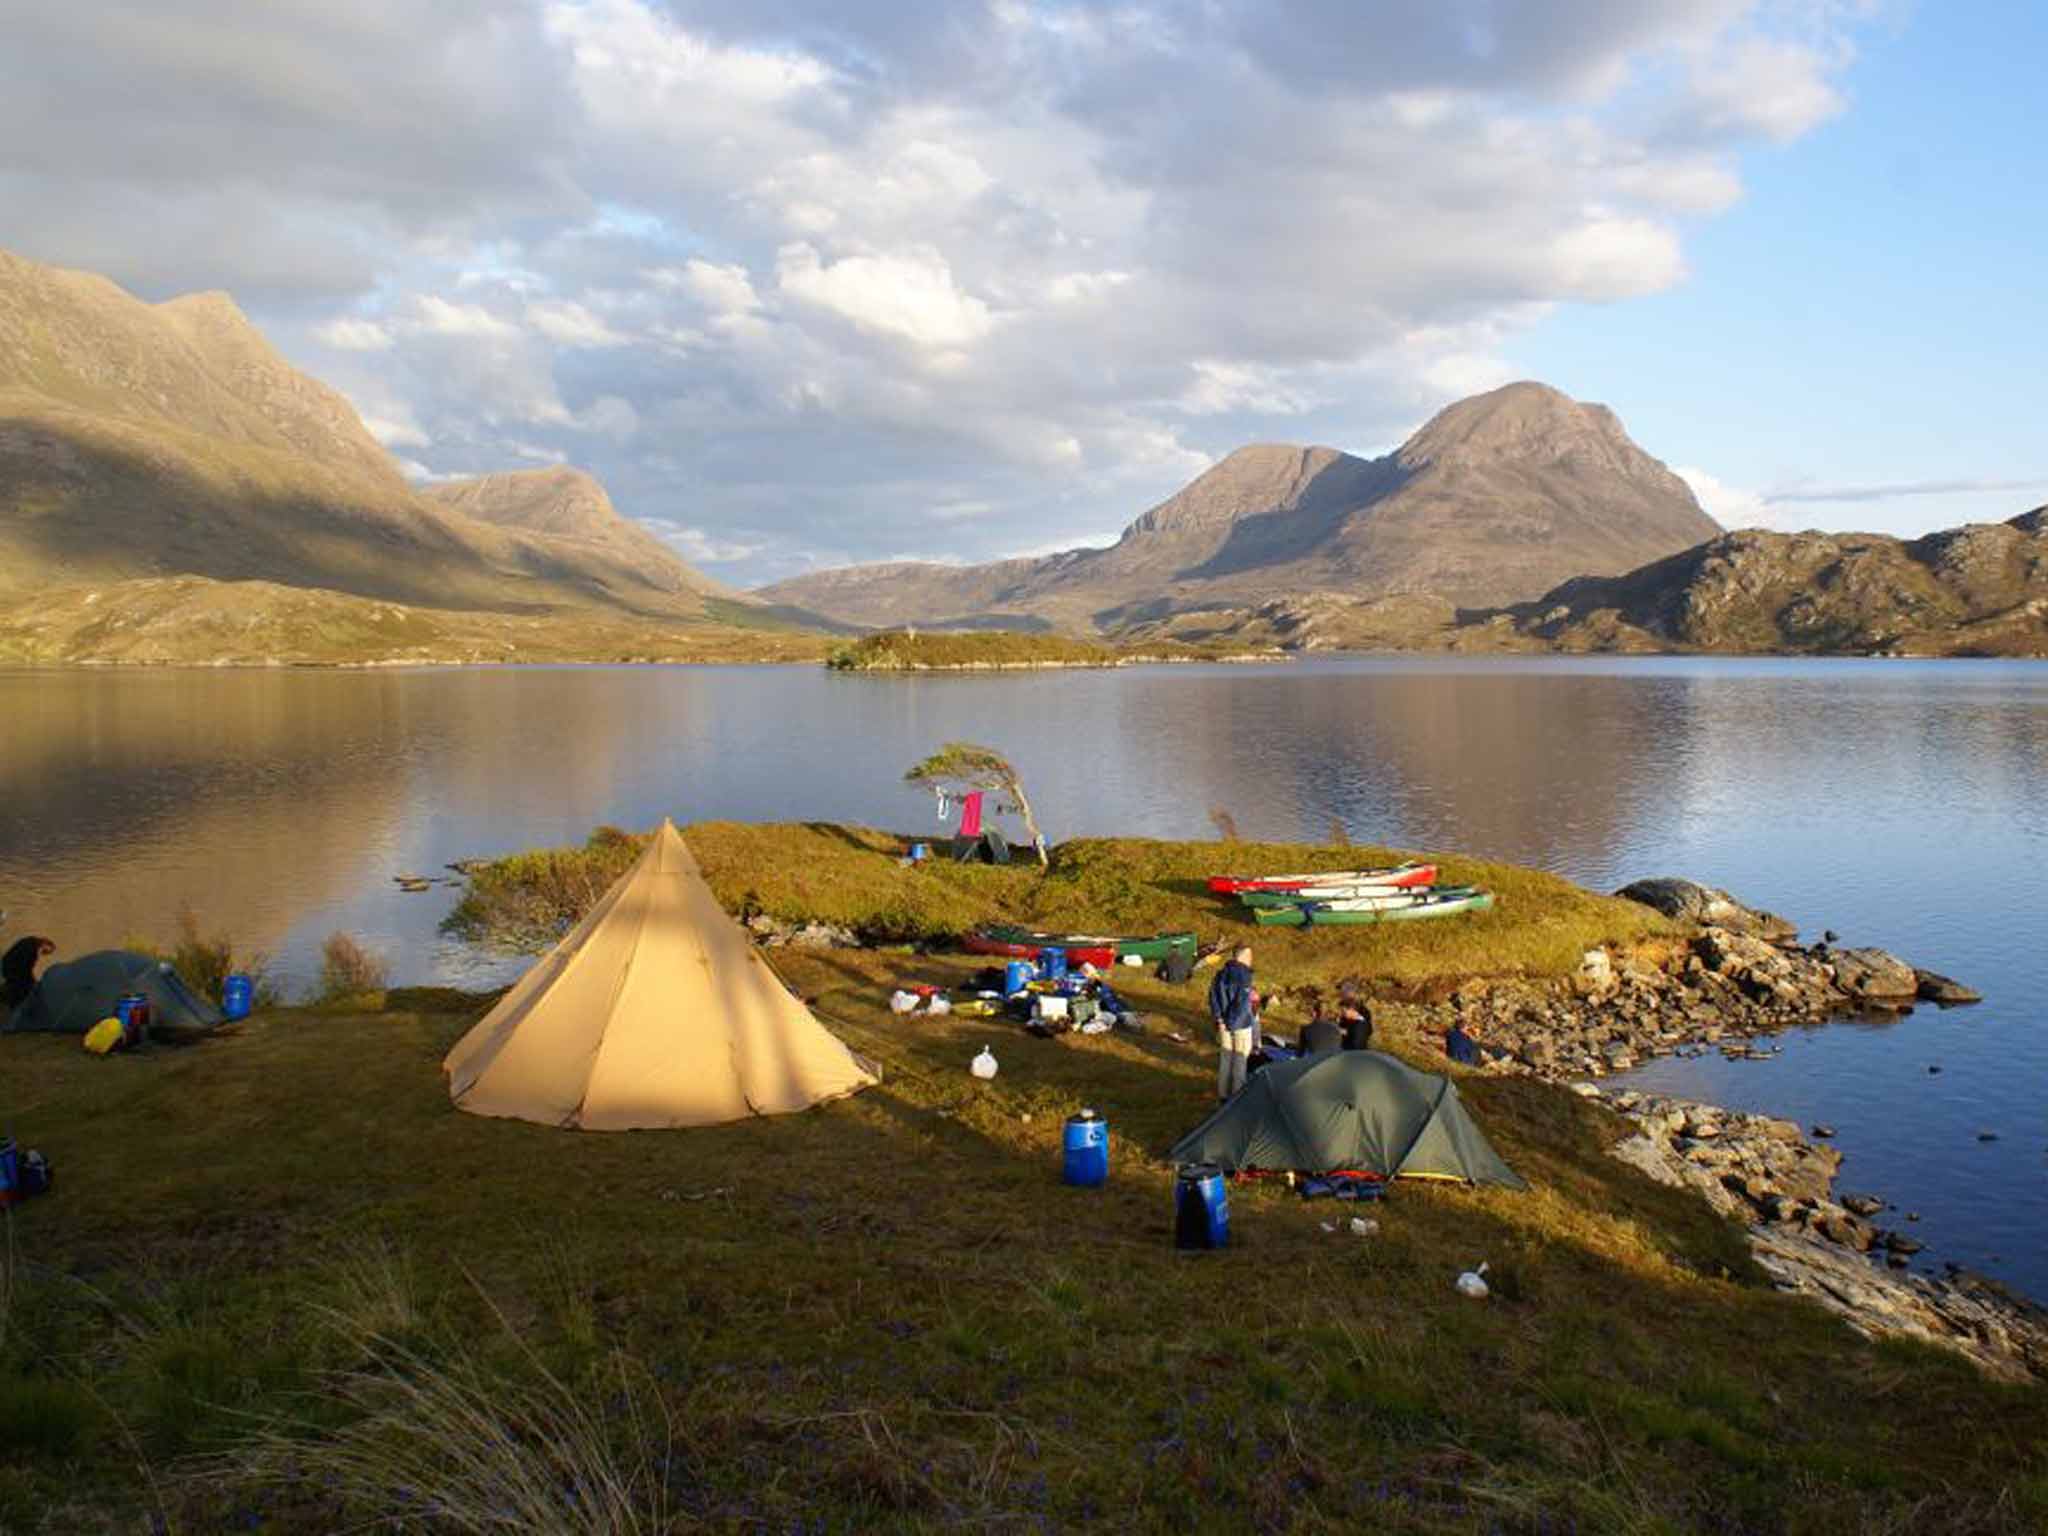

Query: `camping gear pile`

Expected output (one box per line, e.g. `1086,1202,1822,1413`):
963,925,1197,969
1208,861,1497,928
443,820,878,1131
0,1138,52,1206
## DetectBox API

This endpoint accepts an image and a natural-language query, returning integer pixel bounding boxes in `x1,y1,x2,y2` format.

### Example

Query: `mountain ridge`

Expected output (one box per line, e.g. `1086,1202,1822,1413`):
0,246,733,620
756,381,1721,628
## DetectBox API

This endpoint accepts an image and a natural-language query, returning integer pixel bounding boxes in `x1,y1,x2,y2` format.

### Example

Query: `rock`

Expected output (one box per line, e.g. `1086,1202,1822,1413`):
1884,1233,1925,1255
1977,1130,2000,1142
1914,969,1982,1005
1576,947,1615,995
1928,1065,1942,1074
1829,947,1920,1001
1614,877,1798,941
1812,1124,1837,1138
1843,1194,1885,1217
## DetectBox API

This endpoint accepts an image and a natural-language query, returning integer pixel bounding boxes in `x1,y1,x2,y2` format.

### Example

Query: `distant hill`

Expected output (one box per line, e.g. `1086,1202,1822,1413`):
424,465,734,604
1119,508,2048,658
0,247,731,619
756,382,1722,629
1483,508,2048,657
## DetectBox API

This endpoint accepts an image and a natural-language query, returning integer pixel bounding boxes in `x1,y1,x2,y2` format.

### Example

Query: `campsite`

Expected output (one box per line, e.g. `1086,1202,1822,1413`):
4,821,2048,1533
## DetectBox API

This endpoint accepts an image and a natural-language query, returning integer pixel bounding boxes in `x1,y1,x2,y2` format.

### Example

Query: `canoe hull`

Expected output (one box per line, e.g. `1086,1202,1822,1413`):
1239,883,1476,910
1208,863,1436,895
1250,891,1496,928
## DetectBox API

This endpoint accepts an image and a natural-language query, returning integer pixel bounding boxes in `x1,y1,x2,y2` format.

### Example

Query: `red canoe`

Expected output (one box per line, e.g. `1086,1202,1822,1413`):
1206,862,1437,895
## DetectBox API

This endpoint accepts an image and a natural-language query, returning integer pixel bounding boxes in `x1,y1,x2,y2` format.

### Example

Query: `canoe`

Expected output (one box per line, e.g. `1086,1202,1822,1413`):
962,925,1197,969
1252,891,1497,927
1207,862,1436,895
1238,882,1476,910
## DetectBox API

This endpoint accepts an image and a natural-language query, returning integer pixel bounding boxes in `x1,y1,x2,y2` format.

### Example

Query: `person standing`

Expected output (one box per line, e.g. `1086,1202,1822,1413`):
1208,945,1257,1101
1,936,54,1010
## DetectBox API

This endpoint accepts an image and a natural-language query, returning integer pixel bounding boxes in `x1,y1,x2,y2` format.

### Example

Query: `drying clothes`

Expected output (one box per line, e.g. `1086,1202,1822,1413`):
957,791,985,838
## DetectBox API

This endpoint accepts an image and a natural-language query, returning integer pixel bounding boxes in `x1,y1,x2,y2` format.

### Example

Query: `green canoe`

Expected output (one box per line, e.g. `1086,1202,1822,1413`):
1253,891,1497,927
1238,883,1480,910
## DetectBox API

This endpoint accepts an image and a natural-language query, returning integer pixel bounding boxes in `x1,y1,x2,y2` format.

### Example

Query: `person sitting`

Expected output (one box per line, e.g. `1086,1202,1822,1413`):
1298,1010,1342,1054
1,936,54,1010
1338,996,1374,1051
1444,1019,1479,1066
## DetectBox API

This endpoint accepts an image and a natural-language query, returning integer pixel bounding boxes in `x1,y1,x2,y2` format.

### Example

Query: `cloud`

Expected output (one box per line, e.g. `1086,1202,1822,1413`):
775,243,994,349
315,318,395,352
414,296,522,340
0,0,1886,582
526,298,630,347
1765,476,2048,505
1676,465,1779,529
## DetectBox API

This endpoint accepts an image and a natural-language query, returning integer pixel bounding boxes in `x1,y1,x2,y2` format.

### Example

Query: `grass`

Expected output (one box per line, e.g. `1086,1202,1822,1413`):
825,630,1267,671
446,822,1678,995
2,939,2044,1531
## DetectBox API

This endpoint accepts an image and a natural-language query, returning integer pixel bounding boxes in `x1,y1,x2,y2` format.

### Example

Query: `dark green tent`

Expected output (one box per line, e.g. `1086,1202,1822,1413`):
1169,1050,1525,1188
4,950,223,1040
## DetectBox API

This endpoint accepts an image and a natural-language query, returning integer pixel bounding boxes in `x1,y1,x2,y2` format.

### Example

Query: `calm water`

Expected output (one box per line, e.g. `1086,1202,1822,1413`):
3,658,2044,1293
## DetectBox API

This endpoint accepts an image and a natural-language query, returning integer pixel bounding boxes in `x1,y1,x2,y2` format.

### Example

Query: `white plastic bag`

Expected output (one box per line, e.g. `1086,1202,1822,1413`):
1349,1217,1379,1237
889,990,919,1014
970,1047,999,1080
1455,1261,1490,1299
926,994,951,1015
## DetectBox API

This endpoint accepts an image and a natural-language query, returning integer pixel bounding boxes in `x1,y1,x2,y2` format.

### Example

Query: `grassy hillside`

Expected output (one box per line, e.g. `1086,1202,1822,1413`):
0,578,831,667
5,945,2045,1530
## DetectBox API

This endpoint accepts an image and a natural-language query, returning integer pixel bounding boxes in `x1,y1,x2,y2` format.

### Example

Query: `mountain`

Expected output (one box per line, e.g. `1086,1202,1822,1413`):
755,382,1722,629
1483,509,2048,657
0,247,728,618
424,466,733,603
1118,507,2048,658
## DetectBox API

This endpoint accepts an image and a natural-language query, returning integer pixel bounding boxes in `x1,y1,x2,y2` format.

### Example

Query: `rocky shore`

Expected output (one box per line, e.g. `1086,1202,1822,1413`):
1398,876,2043,1380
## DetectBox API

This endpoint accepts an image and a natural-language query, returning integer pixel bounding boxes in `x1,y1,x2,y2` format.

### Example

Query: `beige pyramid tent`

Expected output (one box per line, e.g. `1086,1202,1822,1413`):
444,820,878,1130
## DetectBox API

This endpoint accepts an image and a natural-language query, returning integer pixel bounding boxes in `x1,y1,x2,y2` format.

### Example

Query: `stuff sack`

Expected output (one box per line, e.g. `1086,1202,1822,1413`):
82,1017,126,1055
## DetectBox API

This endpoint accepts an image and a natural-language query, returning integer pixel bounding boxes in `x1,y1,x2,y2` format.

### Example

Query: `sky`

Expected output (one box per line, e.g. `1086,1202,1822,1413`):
3,1,2041,586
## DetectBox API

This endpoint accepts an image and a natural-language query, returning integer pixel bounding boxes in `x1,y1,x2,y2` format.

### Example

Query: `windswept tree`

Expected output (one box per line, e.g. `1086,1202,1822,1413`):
905,742,1049,868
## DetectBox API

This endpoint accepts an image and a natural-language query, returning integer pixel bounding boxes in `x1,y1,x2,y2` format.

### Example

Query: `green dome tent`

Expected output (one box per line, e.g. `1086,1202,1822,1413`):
4,950,224,1041
1170,1050,1525,1188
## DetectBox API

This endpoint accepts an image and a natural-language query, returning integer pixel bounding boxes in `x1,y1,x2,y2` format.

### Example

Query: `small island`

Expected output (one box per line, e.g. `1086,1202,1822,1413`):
824,628,1285,672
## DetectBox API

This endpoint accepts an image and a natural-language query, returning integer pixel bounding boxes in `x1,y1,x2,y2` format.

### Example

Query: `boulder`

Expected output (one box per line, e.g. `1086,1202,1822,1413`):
1830,947,1920,1001
1914,969,1982,1005
1614,877,1797,941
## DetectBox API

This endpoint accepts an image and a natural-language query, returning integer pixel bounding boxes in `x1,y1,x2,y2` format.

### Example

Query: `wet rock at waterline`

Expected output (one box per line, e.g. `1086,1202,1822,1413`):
1613,877,1798,941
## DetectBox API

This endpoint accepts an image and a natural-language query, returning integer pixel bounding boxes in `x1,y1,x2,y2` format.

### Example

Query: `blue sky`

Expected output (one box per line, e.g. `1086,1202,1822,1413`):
5,1,2037,579
1513,1,2048,535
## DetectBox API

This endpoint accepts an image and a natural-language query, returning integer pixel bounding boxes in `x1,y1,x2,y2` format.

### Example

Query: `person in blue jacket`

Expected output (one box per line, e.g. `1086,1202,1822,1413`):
1444,1019,1480,1066
1208,945,1258,1101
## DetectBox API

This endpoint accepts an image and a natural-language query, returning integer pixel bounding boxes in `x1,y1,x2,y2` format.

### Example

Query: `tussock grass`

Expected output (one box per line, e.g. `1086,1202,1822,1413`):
316,931,388,1003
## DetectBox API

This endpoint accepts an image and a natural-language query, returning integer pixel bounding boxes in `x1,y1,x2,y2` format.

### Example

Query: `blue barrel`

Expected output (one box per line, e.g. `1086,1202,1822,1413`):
1003,959,1034,996
1038,945,1068,982
0,1139,16,1206
1062,1111,1109,1187
909,842,930,863
1174,1163,1229,1250
222,972,254,1021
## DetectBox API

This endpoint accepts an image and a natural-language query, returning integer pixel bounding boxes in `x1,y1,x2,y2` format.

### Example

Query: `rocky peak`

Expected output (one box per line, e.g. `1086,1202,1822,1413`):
1398,380,1678,487
427,465,621,543
1121,443,1361,539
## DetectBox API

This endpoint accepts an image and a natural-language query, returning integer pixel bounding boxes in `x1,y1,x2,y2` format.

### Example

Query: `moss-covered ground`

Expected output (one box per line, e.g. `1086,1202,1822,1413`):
4,830,2045,1532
